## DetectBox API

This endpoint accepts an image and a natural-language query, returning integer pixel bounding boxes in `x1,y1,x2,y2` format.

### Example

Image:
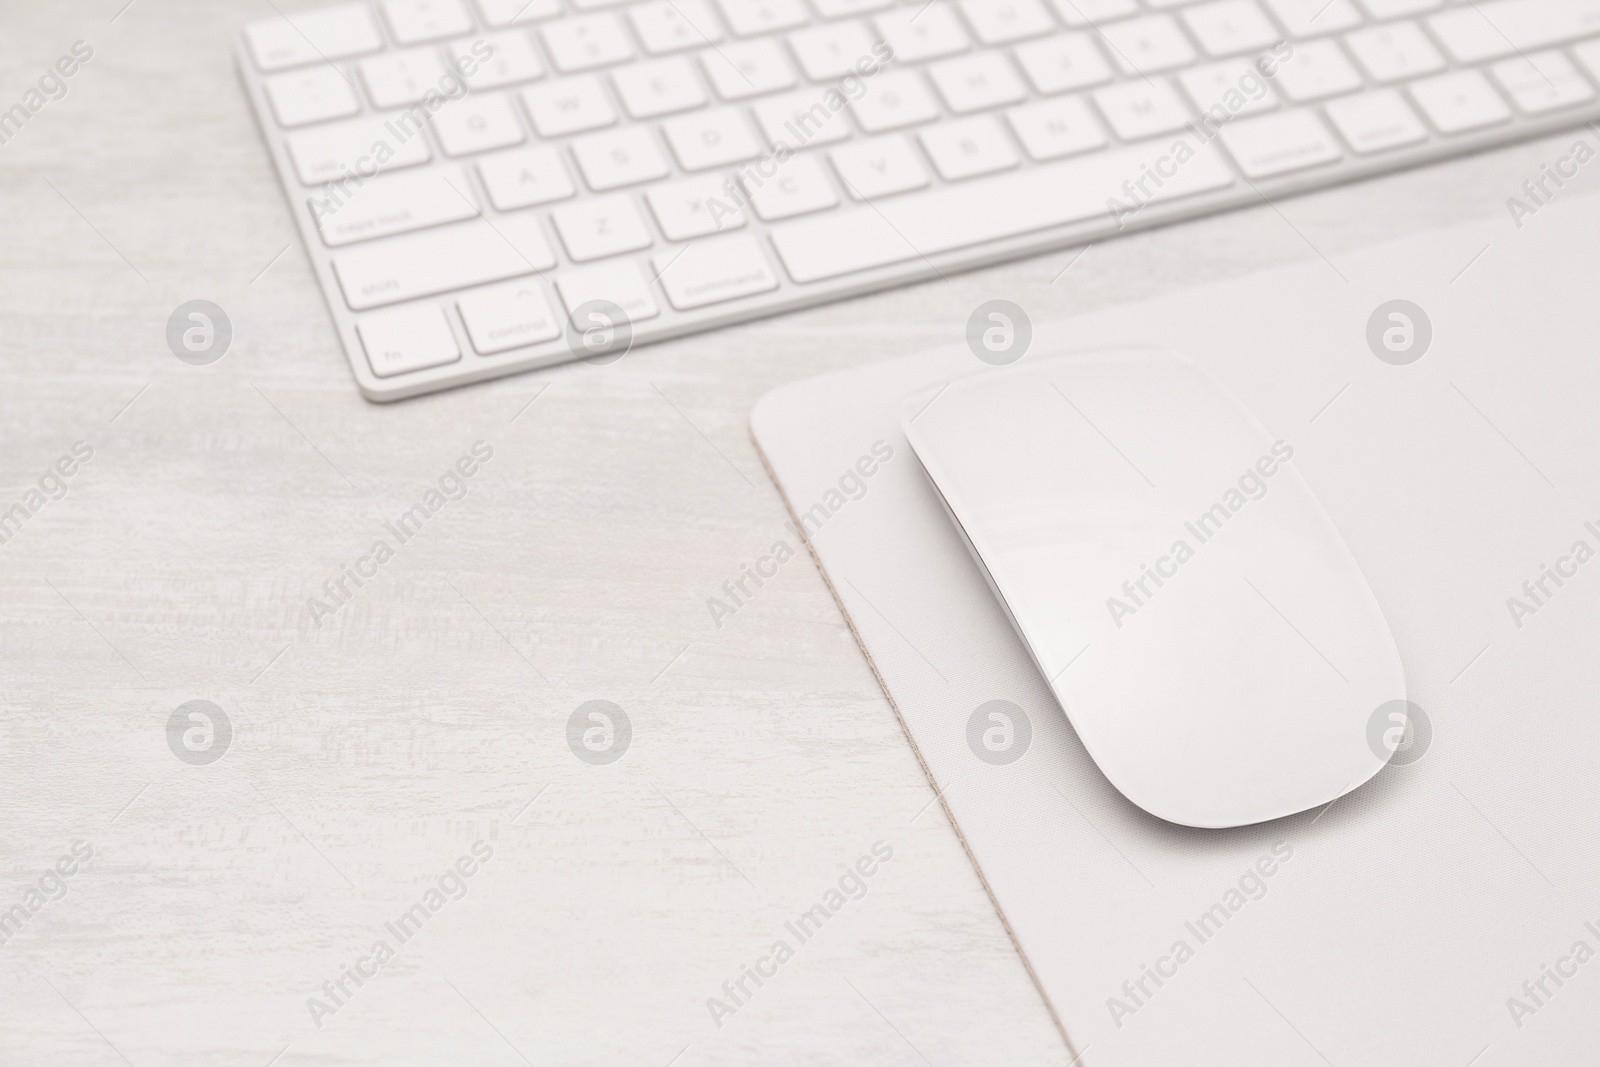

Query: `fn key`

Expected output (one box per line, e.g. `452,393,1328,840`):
357,304,461,378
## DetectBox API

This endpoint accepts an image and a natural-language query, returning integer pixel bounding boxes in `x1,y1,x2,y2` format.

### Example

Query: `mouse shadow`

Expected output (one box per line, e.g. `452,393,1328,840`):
1038,700,1423,866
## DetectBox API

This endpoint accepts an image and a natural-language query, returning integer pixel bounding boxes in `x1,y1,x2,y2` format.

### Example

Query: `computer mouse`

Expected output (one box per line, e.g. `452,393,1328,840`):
901,350,1406,829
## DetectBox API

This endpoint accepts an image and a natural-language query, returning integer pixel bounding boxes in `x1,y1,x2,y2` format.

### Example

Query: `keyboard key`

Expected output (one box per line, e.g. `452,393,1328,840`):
747,152,839,218
1491,51,1595,113
361,47,450,108
1325,88,1428,152
458,280,563,352
358,303,461,377
478,145,578,208
1100,15,1197,75
717,0,810,36
630,0,726,53
1093,78,1191,139
613,56,709,117
830,135,932,197
572,127,672,188
819,0,896,15
521,76,618,135
1047,0,1137,25
1014,33,1113,94
811,0,894,16
552,194,655,259
1428,0,1600,64
701,39,798,99
1409,69,1512,132
383,0,474,43
312,167,479,246
874,5,972,62
1263,0,1361,35
919,115,1020,179
245,4,382,72
1344,22,1445,82
755,90,853,147
929,53,1028,113
432,94,528,155
1217,109,1342,176
850,70,942,131
1356,0,1438,16
647,174,748,238
286,114,434,185
1273,38,1363,101
769,139,1234,282
1005,95,1108,160
653,234,778,309
1179,58,1278,116
1182,0,1281,57
543,13,637,71
556,260,662,322
477,0,564,23
663,108,765,169
454,32,547,89
265,67,361,128
335,216,557,309
959,0,1055,44
1578,39,1600,83
788,20,877,79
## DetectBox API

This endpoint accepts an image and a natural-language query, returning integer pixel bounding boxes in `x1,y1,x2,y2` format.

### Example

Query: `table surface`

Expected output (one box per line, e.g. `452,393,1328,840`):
1,2,1588,1063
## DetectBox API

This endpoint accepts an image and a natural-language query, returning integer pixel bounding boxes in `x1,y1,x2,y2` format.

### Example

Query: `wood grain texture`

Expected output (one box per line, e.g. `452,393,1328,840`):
0,0,1579,1063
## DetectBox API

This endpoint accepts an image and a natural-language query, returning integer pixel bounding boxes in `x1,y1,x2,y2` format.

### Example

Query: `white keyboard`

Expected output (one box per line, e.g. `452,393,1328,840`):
238,0,1600,400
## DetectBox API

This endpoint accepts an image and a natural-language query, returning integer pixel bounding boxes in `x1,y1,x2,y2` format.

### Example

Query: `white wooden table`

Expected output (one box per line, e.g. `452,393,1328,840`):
0,2,1584,1063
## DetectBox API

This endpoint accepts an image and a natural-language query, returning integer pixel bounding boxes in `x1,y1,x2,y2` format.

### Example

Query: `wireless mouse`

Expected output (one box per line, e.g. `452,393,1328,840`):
901,350,1406,828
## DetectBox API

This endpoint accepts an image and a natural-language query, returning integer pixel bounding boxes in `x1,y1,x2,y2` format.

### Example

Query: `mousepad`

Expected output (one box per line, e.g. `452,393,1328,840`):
752,193,1600,1065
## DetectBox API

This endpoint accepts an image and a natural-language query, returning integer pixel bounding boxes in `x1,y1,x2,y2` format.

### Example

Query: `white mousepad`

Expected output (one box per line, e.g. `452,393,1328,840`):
752,194,1600,1066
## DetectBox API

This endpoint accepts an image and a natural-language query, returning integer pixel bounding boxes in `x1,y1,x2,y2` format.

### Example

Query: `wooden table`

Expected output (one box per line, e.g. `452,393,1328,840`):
0,1,1578,1063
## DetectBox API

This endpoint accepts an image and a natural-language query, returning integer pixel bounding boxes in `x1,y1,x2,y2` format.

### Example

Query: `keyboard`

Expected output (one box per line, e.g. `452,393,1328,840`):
238,0,1600,401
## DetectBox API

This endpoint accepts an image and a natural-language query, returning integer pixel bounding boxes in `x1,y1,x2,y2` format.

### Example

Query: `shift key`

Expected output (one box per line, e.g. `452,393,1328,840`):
333,216,557,310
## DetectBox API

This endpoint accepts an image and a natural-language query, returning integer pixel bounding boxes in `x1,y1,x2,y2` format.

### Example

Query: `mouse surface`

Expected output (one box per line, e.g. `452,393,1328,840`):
902,350,1406,828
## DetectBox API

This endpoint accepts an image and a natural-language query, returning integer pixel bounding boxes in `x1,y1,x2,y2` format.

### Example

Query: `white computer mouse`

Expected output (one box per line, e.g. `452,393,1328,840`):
902,350,1406,829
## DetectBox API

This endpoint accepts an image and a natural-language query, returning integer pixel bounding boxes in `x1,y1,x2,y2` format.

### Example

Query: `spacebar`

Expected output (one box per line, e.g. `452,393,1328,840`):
769,141,1235,284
